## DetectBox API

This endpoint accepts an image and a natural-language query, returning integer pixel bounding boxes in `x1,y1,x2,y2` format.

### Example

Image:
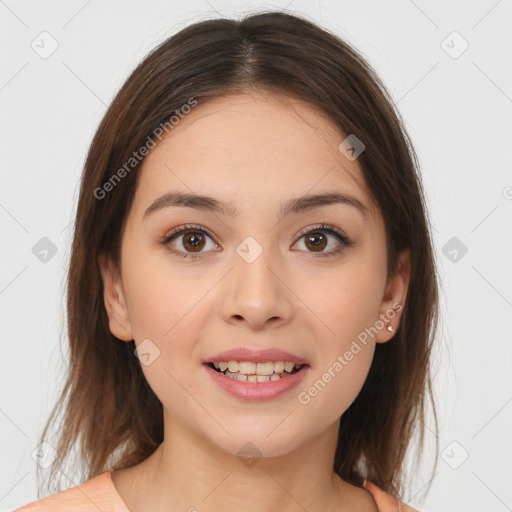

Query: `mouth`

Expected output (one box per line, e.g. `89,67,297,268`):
204,360,307,382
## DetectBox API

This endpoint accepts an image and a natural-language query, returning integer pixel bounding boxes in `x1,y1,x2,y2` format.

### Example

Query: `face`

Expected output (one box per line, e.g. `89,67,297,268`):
100,91,409,459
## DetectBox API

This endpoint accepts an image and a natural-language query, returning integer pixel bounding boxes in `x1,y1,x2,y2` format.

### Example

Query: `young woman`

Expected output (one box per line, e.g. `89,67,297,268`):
15,10,438,512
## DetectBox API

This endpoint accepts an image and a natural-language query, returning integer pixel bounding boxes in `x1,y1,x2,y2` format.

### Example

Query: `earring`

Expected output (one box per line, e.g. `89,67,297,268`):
387,324,394,332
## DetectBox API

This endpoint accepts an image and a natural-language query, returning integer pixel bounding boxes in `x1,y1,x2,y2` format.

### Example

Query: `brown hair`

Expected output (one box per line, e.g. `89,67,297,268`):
37,10,439,501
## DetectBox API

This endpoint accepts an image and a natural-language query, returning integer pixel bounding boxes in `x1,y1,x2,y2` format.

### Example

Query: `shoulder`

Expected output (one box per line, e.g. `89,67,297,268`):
363,480,420,512
13,471,130,512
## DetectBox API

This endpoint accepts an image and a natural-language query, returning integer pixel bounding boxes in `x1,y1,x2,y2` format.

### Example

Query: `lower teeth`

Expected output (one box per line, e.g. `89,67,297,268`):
220,368,300,382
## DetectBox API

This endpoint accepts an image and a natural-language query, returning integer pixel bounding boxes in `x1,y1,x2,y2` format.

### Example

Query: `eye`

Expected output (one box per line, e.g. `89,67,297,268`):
160,224,219,259
160,223,352,260
293,224,352,257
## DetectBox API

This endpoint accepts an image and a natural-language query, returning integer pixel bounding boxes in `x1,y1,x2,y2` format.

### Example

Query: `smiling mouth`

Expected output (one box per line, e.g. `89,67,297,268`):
206,361,306,382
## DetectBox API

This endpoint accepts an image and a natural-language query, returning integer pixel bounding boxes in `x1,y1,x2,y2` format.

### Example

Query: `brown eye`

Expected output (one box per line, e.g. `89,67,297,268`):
293,224,352,257
181,231,206,252
161,224,219,259
304,231,328,252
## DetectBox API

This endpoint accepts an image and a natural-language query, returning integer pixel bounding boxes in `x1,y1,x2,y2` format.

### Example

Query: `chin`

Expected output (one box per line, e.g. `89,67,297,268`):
203,422,307,461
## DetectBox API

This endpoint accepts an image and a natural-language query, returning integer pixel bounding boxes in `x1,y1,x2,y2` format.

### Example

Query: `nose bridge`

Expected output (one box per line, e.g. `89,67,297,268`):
220,235,292,328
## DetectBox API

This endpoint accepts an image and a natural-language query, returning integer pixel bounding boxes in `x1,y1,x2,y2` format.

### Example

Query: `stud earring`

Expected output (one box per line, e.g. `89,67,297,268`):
387,324,394,332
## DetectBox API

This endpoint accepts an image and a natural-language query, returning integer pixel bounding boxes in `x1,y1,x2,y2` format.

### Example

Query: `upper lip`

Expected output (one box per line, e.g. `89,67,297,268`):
203,347,309,365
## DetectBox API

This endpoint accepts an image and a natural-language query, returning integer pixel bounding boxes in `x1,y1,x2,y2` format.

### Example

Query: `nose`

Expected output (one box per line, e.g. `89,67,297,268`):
220,244,294,330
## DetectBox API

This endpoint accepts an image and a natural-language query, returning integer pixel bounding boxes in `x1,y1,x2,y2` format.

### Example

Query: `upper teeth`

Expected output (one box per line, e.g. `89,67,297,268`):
213,361,302,375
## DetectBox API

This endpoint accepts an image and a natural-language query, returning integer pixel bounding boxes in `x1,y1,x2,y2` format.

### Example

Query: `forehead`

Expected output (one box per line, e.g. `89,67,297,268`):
131,91,377,220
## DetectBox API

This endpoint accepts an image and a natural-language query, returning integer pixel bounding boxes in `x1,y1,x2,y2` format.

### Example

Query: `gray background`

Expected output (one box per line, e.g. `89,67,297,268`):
1,1,511,511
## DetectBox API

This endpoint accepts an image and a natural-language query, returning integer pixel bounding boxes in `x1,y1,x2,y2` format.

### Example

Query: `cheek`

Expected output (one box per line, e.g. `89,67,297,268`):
120,242,221,372
294,254,385,416
121,245,196,341
120,249,208,414
124,277,175,341
297,302,376,422
305,256,386,345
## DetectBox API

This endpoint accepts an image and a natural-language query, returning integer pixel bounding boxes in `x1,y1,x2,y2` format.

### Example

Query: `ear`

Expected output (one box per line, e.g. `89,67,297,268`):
98,252,134,342
374,248,410,344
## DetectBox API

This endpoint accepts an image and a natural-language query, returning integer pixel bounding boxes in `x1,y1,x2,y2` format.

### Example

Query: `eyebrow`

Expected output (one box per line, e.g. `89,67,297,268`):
143,190,369,220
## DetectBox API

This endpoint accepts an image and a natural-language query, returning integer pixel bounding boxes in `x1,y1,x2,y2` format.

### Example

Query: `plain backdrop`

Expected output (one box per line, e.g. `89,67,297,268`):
1,1,511,511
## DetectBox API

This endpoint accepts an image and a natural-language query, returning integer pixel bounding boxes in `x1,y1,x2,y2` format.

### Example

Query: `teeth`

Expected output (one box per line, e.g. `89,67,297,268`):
284,362,294,372
256,362,275,375
210,359,306,382
274,361,285,373
212,360,301,374
238,361,257,374
227,360,239,372
237,361,275,375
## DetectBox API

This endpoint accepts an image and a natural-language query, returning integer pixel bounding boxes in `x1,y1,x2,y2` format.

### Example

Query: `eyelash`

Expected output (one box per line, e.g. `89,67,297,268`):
160,223,353,260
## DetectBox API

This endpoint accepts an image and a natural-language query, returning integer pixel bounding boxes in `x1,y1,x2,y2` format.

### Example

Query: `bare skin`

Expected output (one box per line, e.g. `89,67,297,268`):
100,91,410,512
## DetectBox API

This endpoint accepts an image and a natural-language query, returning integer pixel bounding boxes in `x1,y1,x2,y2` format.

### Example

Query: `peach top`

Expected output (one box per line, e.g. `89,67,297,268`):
14,471,419,511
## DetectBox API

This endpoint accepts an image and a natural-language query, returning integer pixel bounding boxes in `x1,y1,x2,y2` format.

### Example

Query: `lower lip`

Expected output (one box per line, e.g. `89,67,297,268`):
203,363,310,401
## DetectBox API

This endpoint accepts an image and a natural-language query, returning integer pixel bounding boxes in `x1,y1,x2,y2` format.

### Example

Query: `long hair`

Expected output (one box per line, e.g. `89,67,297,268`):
37,10,439,500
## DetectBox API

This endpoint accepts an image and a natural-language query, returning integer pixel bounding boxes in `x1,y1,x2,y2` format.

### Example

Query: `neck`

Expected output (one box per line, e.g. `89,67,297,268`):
120,414,366,512
114,412,377,512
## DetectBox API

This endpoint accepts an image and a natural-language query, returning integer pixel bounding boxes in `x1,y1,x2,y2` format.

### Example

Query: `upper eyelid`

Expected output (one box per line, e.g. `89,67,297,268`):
165,224,217,242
